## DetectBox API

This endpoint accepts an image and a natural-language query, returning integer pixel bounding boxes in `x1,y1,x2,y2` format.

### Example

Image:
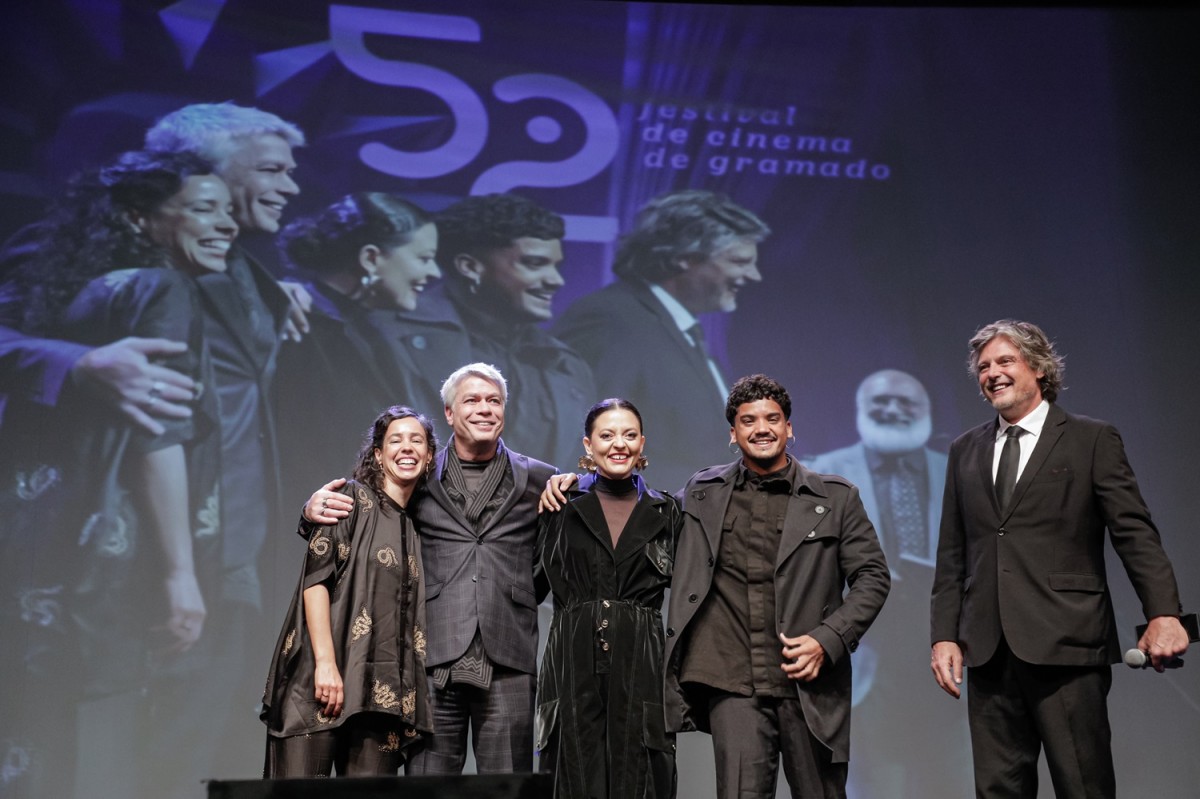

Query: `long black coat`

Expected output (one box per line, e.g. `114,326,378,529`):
535,474,681,799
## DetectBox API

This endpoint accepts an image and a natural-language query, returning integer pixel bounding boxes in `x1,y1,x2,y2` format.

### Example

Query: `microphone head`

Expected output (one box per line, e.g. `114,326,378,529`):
1123,648,1148,668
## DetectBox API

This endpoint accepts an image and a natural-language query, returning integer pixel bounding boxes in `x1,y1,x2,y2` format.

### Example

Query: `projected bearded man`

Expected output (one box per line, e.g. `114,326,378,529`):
805,369,971,798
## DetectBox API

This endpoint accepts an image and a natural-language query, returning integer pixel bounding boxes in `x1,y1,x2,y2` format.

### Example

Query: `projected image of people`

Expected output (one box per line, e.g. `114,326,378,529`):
273,193,441,512
384,194,595,471
535,398,682,798
0,150,230,799
554,190,770,491
804,369,971,798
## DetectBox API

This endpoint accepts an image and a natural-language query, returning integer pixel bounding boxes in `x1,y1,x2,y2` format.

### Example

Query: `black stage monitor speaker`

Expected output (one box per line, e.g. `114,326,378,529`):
207,774,552,799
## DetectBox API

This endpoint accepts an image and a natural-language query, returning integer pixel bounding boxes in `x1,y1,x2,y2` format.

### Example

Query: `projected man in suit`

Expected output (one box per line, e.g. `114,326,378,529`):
930,319,1189,798
309,362,556,774
553,190,769,490
806,369,971,798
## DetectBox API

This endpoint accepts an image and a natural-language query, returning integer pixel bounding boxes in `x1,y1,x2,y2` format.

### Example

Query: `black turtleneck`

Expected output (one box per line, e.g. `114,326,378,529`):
594,473,637,548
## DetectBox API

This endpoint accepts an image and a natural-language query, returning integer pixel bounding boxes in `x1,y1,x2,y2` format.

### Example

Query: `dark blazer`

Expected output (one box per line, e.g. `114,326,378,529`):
663,460,890,762
553,279,731,491
415,441,557,675
930,403,1183,668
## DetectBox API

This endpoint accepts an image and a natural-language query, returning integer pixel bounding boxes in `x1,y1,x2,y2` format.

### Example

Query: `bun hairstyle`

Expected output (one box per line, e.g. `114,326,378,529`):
280,193,432,277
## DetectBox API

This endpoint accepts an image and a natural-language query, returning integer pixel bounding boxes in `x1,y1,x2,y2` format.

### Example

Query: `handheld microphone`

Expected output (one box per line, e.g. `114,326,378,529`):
1123,648,1184,670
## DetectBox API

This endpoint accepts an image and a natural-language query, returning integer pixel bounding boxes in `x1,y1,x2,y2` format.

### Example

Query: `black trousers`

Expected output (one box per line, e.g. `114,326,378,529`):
967,639,1115,799
405,667,535,775
707,692,846,799
264,712,409,778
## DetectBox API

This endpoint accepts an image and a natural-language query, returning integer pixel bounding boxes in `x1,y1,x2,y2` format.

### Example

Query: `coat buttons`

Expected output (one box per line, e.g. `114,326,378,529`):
815,505,826,514
688,593,698,603
666,627,675,637
412,335,427,350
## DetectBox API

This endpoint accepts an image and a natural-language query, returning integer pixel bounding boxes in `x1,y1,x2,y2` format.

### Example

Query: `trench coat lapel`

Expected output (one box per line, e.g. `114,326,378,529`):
775,468,832,569
687,465,737,560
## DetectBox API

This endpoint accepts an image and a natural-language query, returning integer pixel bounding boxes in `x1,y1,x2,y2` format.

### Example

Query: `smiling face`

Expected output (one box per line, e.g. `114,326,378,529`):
856,370,933,454
217,133,299,233
584,408,645,480
445,375,505,458
139,174,238,275
671,237,761,315
472,237,565,322
976,335,1044,422
367,223,441,311
375,416,433,497
731,398,792,475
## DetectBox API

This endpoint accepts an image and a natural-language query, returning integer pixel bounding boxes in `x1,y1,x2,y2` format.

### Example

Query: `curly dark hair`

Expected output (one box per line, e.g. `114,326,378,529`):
725,374,792,424
614,190,770,284
352,406,439,505
435,194,563,284
12,150,216,335
279,193,432,278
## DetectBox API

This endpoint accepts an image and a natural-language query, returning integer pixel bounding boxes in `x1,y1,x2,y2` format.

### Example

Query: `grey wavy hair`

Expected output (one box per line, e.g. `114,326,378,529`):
967,319,1065,402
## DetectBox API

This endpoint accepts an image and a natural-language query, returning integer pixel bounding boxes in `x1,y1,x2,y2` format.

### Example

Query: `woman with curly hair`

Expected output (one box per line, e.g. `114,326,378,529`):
1,149,235,798
261,406,435,777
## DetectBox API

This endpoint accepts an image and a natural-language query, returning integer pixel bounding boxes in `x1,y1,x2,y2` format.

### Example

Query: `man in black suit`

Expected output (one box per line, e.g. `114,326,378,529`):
309,362,556,774
553,190,770,490
930,319,1189,797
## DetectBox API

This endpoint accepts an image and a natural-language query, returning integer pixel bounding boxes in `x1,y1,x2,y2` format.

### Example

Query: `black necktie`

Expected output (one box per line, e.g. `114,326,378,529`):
995,425,1024,509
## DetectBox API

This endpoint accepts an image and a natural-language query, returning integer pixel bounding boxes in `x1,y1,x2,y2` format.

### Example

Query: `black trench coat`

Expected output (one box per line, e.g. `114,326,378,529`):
535,473,682,799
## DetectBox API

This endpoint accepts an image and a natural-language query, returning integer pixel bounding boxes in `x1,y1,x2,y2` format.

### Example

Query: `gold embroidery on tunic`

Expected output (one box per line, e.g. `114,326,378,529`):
351,607,372,641
413,624,427,659
282,629,296,656
379,731,401,752
357,486,374,511
315,709,334,725
309,535,331,557
376,547,398,567
337,541,350,562
401,687,416,716
373,680,399,709
407,553,419,580
405,728,419,738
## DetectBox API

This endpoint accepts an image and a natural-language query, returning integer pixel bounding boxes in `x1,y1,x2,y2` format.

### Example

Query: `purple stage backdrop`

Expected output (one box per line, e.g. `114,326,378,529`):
1,2,1197,798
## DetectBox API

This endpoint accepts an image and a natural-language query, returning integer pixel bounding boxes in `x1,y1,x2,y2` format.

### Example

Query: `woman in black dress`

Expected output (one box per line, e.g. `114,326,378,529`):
536,398,682,798
262,406,434,777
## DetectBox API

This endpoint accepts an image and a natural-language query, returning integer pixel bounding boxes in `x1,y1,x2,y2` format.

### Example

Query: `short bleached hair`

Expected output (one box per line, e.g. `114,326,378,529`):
441,363,508,409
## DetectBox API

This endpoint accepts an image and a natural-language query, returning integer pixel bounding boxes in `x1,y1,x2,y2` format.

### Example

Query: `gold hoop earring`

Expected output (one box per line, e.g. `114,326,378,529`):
577,453,597,472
